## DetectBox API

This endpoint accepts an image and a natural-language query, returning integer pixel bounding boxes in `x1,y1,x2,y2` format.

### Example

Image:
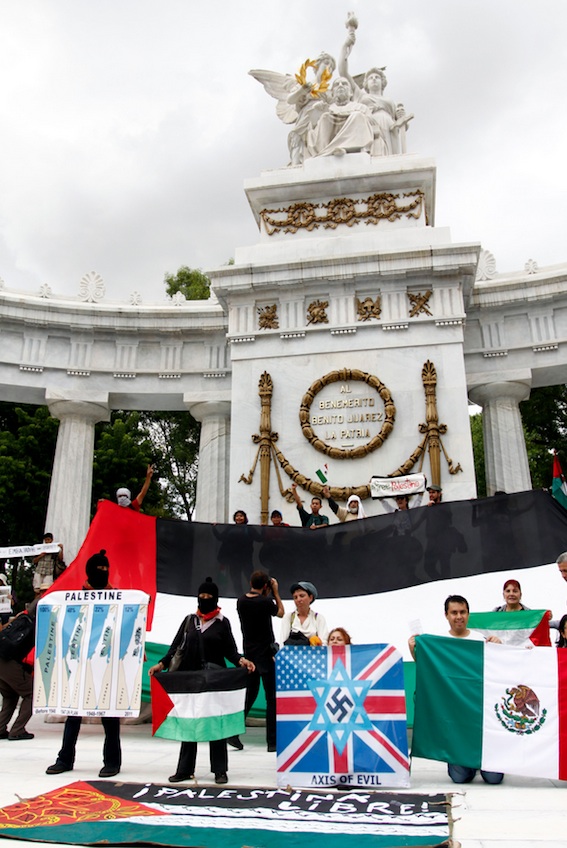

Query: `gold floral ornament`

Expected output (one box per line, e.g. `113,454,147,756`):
307,300,329,325
257,304,279,330
259,190,425,236
294,59,332,98
356,296,381,321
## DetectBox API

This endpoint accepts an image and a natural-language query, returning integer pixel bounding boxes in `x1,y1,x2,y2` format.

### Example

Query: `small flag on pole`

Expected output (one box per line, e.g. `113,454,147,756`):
315,464,328,484
552,451,567,510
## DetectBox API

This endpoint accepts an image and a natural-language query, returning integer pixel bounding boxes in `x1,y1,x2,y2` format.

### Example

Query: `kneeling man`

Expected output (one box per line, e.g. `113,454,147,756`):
409,594,504,785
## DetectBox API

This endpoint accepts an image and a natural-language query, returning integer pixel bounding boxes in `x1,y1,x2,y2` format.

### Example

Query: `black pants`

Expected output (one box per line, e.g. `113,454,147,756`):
245,665,276,748
175,739,227,776
56,716,121,769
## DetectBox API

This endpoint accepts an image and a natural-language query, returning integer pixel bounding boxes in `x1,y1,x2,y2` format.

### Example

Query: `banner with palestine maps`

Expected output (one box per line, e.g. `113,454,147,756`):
33,590,149,718
0,781,451,847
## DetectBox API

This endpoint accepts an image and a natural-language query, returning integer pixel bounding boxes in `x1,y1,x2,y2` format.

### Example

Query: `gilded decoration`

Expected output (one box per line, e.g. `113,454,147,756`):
257,304,279,330
356,296,381,321
299,368,396,460
307,300,329,325
239,362,462,520
294,59,332,97
408,290,432,317
259,190,425,235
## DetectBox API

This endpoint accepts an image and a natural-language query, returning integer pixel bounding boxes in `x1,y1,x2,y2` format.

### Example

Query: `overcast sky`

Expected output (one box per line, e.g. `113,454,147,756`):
0,0,565,302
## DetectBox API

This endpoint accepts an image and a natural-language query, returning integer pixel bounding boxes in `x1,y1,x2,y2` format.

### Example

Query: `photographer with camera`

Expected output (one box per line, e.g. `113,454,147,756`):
235,571,284,752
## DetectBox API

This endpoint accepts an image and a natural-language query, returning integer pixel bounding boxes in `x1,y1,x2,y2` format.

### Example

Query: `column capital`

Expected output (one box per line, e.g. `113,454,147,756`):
45,389,110,423
469,380,530,408
186,400,231,422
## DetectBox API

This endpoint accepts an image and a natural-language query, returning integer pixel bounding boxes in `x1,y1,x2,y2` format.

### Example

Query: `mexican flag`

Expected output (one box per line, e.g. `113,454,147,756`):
552,452,567,510
151,667,248,742
411,635,567,779
468,610,552,647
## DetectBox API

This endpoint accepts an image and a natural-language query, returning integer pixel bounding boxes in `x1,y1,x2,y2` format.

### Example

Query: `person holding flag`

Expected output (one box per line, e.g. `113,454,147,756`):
409,594,504,784
148,577,255,785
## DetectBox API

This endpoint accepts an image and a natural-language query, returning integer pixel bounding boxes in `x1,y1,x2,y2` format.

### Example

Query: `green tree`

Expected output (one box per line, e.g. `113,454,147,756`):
92,411,168,517
470,413,486,498
164,266,210,300
520,385,567,489
140,411,200,521
0,403,59,608
0,403,59,545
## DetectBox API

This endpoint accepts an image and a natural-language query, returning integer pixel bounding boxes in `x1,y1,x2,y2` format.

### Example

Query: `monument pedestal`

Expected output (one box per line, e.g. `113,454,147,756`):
209,154,480,523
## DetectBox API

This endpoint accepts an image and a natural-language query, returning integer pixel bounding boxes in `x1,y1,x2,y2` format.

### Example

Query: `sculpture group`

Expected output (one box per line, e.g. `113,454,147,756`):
250,13,413,166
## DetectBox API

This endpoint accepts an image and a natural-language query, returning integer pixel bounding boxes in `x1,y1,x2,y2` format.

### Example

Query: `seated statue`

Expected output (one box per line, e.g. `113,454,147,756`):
307,76,374,157
249,52,336,166
250,14,413,165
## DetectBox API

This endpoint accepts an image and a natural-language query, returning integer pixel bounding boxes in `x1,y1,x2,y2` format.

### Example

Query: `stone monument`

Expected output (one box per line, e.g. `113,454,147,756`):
210,13,478,524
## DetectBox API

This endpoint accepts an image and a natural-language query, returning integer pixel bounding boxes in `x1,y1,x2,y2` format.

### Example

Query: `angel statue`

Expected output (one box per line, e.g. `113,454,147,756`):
250,52,336,166
338,12,413,156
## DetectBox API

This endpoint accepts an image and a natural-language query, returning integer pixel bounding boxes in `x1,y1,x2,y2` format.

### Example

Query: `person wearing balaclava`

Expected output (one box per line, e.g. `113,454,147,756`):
116,464,154,511
46,551,122,779
148,576,255,785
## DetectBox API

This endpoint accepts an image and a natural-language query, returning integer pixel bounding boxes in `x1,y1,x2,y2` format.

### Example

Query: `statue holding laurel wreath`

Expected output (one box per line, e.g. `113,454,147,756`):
250,52,336,165
250,13,413,164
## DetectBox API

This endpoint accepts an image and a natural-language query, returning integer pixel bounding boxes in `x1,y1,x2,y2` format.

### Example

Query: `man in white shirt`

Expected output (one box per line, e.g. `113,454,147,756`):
409,594,504,785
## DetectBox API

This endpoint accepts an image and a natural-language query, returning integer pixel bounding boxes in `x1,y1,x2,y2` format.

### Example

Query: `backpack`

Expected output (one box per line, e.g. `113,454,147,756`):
0,613,35,661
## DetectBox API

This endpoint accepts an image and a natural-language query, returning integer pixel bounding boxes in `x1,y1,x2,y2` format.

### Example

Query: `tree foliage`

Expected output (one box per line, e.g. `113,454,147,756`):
139,411,200,521
520,385,567,489
93,410,200,520
92,411,167,516
0,403,59,608
0,403,59,545
469,413,486,498
164,265,210,300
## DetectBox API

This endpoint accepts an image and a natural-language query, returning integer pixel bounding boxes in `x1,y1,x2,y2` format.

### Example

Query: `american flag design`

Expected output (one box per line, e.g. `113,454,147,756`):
276,644,409,788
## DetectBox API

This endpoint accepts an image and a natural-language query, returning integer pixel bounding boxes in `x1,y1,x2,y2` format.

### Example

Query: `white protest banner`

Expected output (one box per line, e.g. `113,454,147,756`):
0,543,61,559
369,473,426,499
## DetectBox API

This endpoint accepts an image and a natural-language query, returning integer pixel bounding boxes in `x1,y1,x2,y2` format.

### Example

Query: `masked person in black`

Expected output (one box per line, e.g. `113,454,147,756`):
46,550,122,778
148,577,255,785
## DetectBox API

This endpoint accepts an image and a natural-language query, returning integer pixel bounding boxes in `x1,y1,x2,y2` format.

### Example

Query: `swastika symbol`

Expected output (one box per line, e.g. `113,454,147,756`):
326,689,354,722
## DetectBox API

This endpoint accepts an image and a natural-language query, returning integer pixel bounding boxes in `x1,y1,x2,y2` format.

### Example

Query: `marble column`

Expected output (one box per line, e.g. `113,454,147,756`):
45,391,110,563
186,400,231,523
469,381,531,495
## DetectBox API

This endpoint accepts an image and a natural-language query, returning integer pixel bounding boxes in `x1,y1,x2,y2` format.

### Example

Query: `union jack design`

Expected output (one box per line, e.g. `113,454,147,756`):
276,644,409,788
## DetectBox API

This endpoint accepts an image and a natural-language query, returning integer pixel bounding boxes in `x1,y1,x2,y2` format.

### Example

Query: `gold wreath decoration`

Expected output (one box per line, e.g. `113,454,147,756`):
299,368,396,460
295,59,331,98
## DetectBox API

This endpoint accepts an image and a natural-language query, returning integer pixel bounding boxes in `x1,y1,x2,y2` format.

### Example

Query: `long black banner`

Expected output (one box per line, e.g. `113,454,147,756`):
156,491,567,599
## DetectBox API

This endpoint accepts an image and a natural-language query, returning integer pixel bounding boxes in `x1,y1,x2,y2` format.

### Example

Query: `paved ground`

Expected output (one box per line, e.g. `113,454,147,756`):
0,715,565,847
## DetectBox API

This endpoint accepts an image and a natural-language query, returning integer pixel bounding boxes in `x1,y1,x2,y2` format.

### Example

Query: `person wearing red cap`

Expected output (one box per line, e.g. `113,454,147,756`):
492,579,530,612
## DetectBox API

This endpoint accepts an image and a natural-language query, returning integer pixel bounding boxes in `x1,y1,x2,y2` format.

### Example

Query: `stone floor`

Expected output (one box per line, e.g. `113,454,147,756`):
0,715,565,847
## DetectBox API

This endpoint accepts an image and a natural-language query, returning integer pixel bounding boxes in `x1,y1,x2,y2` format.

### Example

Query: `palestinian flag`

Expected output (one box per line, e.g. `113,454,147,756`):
0,781,451,847
47,491,567,655
468,610,552,647
552,452,567,510
411,634,567,780
151,667,248,742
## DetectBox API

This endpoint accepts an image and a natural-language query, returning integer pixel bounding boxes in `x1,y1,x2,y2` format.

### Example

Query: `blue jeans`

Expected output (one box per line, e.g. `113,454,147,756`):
448,763,503,784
